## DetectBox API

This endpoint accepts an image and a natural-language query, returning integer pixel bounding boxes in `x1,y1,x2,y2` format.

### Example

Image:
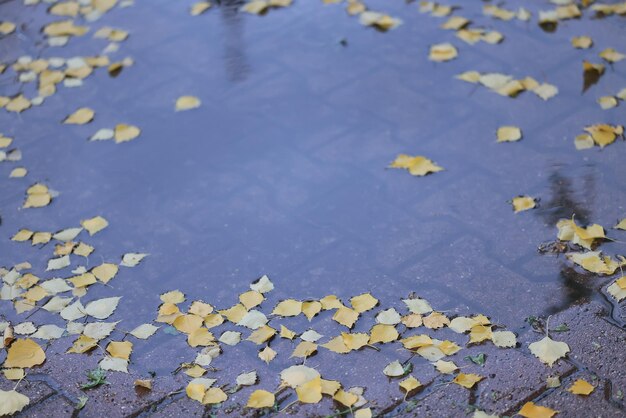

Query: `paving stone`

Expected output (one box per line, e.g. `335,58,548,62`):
16,394,75,418
0,379,56,407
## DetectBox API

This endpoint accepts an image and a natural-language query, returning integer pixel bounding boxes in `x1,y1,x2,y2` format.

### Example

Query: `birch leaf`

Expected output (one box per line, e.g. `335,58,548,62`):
0,390,30,416
84,297,121,319
529,336,570,366
63,107,94,124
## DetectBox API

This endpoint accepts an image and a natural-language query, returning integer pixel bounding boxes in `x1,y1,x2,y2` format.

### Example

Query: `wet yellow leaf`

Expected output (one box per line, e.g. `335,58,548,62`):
191,2,212,15
497,126,522,142
24,183,52,208
368,324,398,344
359,11,402,31
469,324,493,344
607,277,626,302
438,340,461,355
429,43,458,62
176,96,201,111
572,36,592,49
272,299,302,316
333,306,359,328
302,300,322,320
390,154,443,176
402,313,423,328
321,379,341,395
280,325,296,340
247,389,275,408
350,293,378,313
512,196,536,213
81,215,108,235
64,107,94,125
6,95,31,113
74,242,94,257
529,336,570,366
189,301,213,317
342,332,369,350
184,365,206,377
92,263,118,283
172,314,204,334
291,341,317,358
202,387,227,404
518,402,557,418
0,389,29,416
0,21,16,35
296,376,323,403
186,383,206,402
434,359,458,374
383,360,405,377
258,346,276,363
161,290,185,304
5,338,46,368
599,48,625,63
239,290,264,309
219,304,247,323
188,328,215,347
333,389,358,407
321,336,350,354
10,167,27,178
44,20,88,37
106,341,133,360
3,368,25,380
399,376,421,393
320,295,343,310
453,373,483,389
401,334,433,349
204,313,224,328
12,229,33,242
423,312,449,329
135,379,152,390
568,379,594,395
114,124,141,143
247,325,276,344
597,96,618,110
68,335,98,354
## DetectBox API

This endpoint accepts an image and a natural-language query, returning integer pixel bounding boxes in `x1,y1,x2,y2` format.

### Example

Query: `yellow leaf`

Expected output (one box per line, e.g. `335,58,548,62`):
106,341,133,360
3,368,24,380
296,376,323,403
608,277,626,302
402,313,423,328
184,365,206,378
160,290,185,304
512,196,536,213
186,383,206,402
359,11,402,31
291,341,317,358
401,334,433,349
176,95,201,111
189,301,213,317
272,299,302,316
332,306,359,328
571,36,592,49
390,154,443,176
135,379,152,390
320,295,343,309
518,402,557,418
204,313,224,328
492,331,517,348
0,389,30,416
617,219,626,231
321,379,341,396
67,335,98,354
342,332,369,350
333,389,359,407
5,338,46,368
114,124,141,143
247,325,275,344
321,336,350,354
63,107,94,124
203,387,227,404
23,183,52,208
383,360,405,377
80,216,108,235
497,126,522,142
191,2,212,16
280,325,296,340
368,324,398,344
247,389,275,408
0,21,17,35
423,312,450,329
599,48,625,63
568,379,594,395
453,373,483,389
302,300,322,320
438,340,461,355
469,325,493,344
258,346,276,363
92,263,118,283
172,314,204,334
188,328,215,347
239,290,264,310
12,229,33,242
219,304,247,323
433,360,458,374
350,293,378,313
429,43,458,62
6,95,31,113
529,336,570,366
399,376,421,393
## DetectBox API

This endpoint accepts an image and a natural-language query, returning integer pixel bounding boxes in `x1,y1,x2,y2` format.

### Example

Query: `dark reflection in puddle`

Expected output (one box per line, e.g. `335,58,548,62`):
537,167,593,225
583,64,604,93
539,21,558,33
544,264,595,315
219,0,250,82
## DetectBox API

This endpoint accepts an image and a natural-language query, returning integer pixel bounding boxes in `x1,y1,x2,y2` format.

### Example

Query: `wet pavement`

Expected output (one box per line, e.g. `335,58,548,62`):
1,0,626,416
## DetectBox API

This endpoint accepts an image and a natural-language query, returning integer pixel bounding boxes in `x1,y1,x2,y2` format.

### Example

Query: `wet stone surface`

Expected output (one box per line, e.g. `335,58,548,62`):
0,0,626,416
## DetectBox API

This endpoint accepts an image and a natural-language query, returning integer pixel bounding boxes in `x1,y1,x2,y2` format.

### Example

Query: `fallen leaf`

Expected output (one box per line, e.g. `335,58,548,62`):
114,124,141,143
453,373,483,389
5,338,46,368
121,253,148,267
571,36,592,49
84,297,121,319
599,48,625,63
390,155,443,176
236,371,257,386
529,336,570,366
247,389,275,408
296,376,323,403
81,216,108,235
0,389,30,416
63,107,94,124
512,196,536,213
399,376,421,393
518,402,557,418
429,43,458,62
568,379,594,395
176,96,201,111
383,360,405,377
497,126,522,142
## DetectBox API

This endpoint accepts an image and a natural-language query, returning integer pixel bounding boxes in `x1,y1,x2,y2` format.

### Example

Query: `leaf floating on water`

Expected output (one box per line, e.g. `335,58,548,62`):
191,2,212,15
497,126,522,142
529,336,569,366
114,124,140,143
63,107,94,124
599,48,625,63
175,96,201,111
389,154,443,177
512,196,536,213
81,216,108,235
518,402,557,418
359,11,402,31
429,43,458,62
582,61,605,93
120,253,148,267
571,36,593,49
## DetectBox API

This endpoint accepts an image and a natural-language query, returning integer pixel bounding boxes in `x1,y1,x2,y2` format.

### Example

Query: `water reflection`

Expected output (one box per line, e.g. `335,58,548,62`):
219,0,250,82
545,264,594,315
538,167,592,226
